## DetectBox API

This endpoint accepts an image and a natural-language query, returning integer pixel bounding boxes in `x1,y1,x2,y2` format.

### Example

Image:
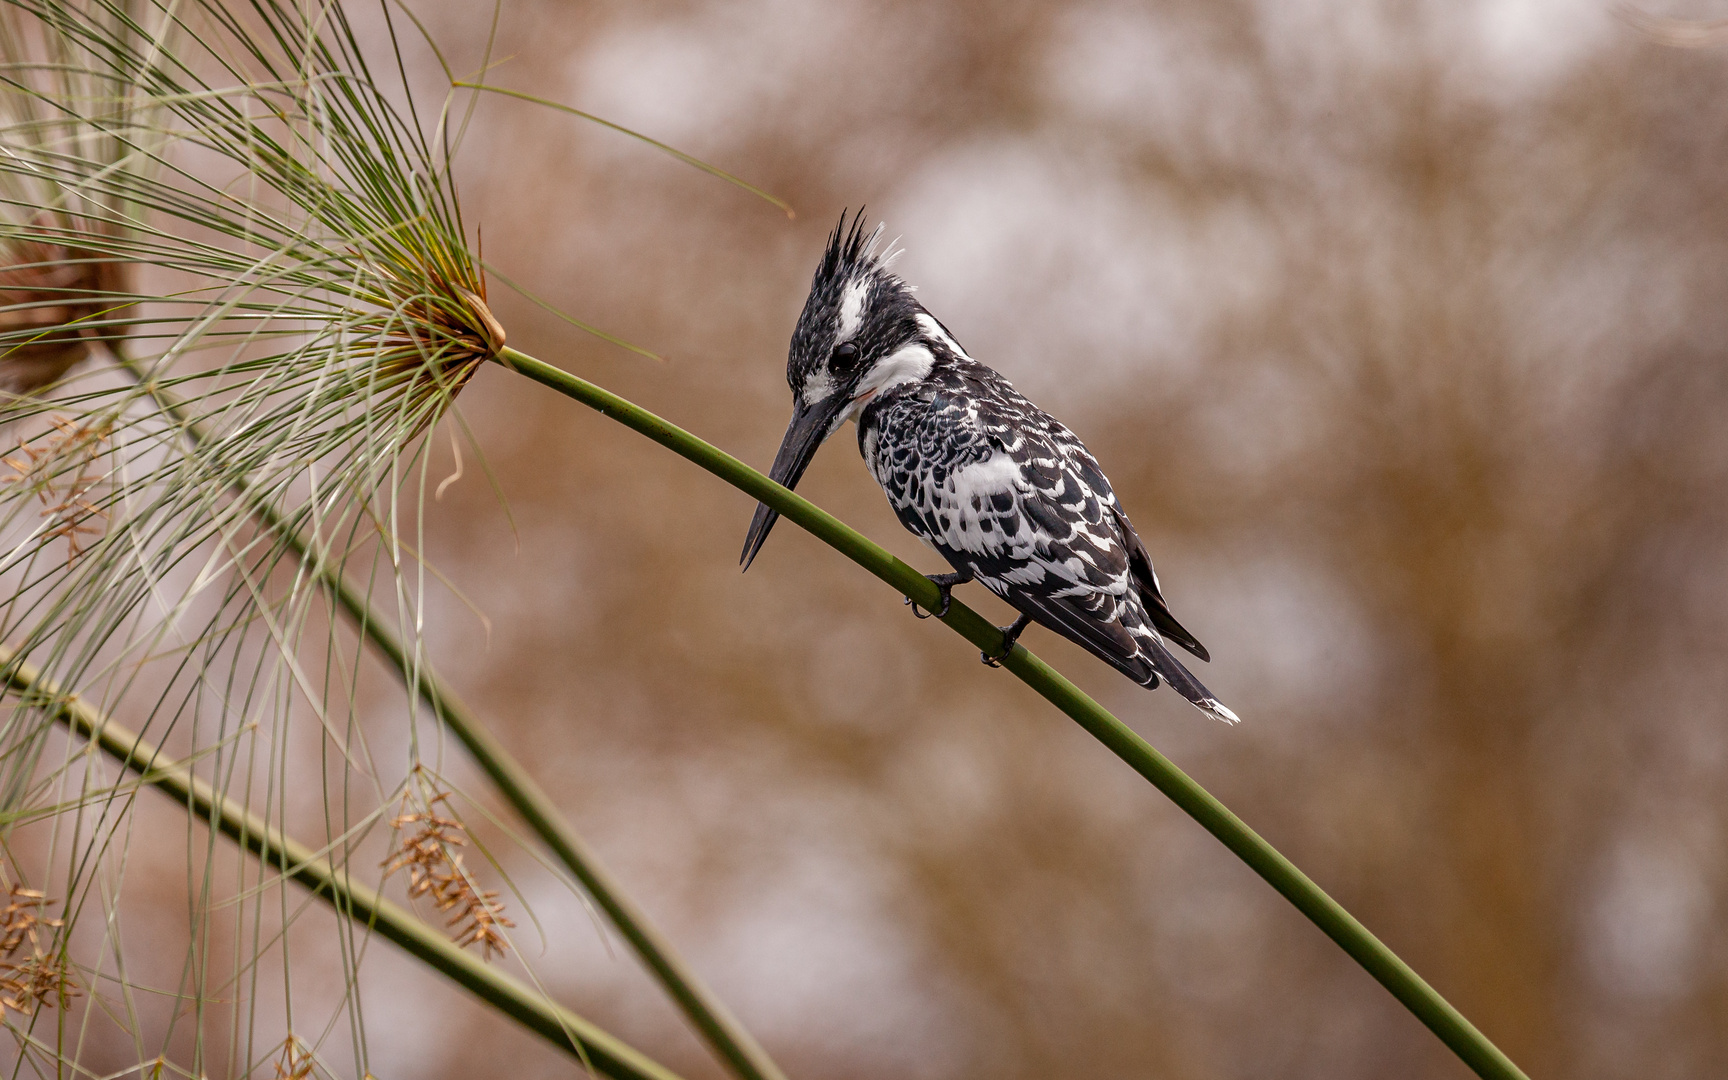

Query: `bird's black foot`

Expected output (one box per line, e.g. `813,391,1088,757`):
981,613,1033,667
905,570,973,619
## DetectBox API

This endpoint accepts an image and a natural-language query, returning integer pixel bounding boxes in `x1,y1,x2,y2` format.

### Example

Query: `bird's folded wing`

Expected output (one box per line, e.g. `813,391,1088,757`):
1009,588,1154,674
1109,504,1209,662
987,384,1212,665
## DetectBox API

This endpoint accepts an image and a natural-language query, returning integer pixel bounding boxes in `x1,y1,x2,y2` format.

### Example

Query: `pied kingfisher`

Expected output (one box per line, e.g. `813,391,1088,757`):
741,213,1238,724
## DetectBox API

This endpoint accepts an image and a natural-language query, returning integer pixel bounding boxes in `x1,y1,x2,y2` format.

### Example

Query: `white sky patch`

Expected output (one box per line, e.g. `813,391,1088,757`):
1587,832,1712,1000
1472,0,1614,99
698,830,957,1068
837,278,868,341
568,0,861,152
1175,549,1381,730
890,139,1276,406
1043,5,1259,150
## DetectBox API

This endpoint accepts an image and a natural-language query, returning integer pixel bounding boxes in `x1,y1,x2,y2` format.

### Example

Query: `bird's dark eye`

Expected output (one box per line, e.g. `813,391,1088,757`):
832,341,859,367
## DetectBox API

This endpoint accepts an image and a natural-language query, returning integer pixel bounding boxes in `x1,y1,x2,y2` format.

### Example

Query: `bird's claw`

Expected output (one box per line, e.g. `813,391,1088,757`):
904,589,951,619
980,613,1032,667
906,572,969,619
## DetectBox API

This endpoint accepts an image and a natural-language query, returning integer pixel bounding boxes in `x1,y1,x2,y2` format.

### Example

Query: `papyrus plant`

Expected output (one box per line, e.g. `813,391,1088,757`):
0,2,782,1078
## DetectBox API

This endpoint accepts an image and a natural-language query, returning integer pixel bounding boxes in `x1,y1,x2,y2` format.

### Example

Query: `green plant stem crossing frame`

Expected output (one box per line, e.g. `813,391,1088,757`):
496,345,1531,1080
0,645,686,1080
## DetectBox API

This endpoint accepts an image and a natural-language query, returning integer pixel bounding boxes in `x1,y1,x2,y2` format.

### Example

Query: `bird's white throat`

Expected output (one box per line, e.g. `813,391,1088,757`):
838,343,935,427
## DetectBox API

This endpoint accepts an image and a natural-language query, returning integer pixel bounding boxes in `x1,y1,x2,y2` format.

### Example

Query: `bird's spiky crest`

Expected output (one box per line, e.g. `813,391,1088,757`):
816,209,890,290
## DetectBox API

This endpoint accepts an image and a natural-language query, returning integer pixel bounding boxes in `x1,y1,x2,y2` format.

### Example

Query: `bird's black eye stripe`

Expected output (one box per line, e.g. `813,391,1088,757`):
833,341,859,366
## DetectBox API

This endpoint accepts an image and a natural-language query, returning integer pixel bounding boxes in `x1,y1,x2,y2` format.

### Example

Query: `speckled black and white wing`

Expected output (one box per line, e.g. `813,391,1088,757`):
861,364,1238,724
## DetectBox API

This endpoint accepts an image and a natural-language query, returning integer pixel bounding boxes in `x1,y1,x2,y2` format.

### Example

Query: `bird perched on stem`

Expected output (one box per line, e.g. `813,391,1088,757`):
742,212,1238,724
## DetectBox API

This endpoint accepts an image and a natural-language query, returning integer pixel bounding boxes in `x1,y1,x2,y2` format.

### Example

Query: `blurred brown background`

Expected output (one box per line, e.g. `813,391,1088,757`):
271,1,1728,1077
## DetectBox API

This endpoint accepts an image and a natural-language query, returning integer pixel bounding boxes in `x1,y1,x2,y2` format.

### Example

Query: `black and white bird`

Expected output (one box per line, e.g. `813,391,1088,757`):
741,213,1238,724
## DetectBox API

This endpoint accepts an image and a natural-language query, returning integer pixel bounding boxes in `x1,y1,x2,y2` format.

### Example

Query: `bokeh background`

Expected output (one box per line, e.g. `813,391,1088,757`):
418,1,1728,1077
40,1,1728,1077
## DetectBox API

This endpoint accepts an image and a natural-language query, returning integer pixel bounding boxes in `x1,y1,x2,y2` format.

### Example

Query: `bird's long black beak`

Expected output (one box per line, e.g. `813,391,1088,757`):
741,395,846,570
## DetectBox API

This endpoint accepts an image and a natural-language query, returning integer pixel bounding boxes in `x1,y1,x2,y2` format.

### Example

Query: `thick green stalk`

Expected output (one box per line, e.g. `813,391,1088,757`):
120,364,789,1080
496,345,1531,1080
0,645,686,1080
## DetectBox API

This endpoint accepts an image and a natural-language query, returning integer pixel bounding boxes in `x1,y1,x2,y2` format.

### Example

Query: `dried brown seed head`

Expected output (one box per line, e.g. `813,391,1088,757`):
0,227,130,398
382,790,514,960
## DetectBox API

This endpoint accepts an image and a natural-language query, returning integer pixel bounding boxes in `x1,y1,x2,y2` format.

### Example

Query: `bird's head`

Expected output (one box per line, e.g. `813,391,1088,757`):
742,211,934,570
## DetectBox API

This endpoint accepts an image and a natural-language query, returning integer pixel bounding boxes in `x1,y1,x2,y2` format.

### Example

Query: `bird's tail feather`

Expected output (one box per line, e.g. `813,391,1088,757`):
1143,636,1240,725
1007,590,1239,723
